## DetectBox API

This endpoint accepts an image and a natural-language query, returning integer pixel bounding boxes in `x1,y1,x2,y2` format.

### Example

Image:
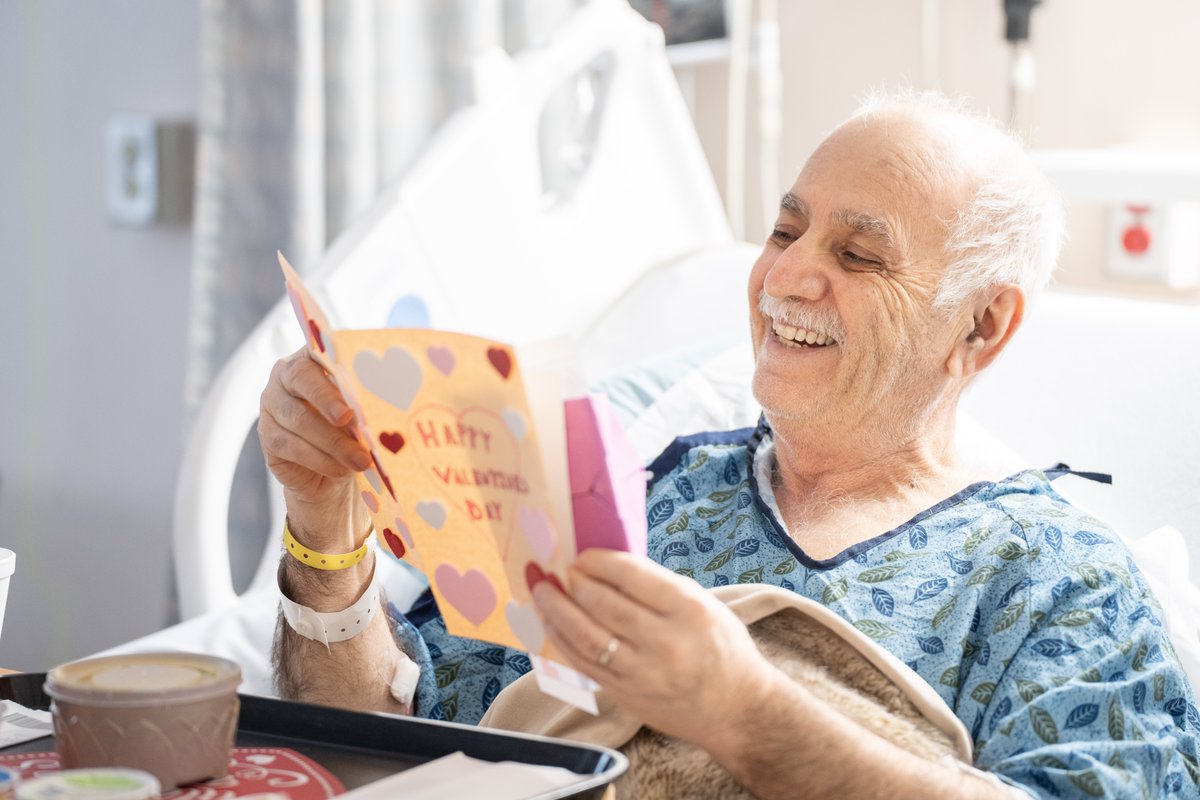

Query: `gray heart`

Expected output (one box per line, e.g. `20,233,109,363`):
354,347,423,410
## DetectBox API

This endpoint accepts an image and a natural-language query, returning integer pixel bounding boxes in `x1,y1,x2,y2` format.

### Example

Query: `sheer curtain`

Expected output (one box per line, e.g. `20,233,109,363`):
184,0,576,591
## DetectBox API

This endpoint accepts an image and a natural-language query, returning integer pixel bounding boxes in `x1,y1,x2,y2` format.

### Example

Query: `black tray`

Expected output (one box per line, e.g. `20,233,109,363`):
1,673,626,799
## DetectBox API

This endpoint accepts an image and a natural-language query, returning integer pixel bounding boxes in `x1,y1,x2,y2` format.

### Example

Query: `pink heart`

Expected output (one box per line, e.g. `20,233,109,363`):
434,564,497,627
395,517,414,547
519,506,557,562
361,491,379,514
427,345,456,376
505,600,545,654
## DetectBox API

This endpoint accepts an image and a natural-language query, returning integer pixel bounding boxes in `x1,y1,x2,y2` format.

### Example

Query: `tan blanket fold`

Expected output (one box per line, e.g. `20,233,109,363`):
481,583,972,799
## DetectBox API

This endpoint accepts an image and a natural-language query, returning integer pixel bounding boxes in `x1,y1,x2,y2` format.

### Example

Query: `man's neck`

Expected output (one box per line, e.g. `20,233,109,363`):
764,410,976,557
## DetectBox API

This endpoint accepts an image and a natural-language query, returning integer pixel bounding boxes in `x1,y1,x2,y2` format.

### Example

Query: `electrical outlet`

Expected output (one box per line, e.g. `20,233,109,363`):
105,114,159,226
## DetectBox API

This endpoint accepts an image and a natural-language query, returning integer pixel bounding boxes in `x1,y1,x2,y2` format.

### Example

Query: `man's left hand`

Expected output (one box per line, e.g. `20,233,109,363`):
531,549,777,752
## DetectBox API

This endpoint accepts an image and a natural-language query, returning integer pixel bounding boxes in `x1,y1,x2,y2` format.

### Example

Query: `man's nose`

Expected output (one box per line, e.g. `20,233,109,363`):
762,238,830,301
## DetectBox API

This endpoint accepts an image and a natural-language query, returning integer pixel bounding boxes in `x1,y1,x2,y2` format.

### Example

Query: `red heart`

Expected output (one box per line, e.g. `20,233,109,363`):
487,347,513,380
379,432,405,453
307,319,326,353
368,452,397,500
525,561,564,594
381,528,406,558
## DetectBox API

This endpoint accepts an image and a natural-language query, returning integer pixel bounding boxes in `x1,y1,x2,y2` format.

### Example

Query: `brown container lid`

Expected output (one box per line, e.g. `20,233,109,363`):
45,652,241,708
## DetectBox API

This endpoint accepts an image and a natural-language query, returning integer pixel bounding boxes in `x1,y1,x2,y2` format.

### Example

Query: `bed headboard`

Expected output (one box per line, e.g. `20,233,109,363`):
172,0,741,619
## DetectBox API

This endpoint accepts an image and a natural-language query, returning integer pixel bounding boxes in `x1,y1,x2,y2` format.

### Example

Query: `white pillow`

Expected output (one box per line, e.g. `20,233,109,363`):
592,340,759,463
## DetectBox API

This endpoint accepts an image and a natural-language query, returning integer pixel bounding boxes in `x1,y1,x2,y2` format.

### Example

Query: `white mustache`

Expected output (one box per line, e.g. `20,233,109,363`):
758,291,846,341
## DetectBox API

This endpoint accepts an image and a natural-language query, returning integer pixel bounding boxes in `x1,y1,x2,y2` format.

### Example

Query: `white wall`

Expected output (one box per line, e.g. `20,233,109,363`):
0,1,198,670
683,0,1200,300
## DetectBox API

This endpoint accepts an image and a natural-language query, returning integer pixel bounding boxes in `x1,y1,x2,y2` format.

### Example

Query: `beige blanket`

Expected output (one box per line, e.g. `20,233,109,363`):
481,584,972,799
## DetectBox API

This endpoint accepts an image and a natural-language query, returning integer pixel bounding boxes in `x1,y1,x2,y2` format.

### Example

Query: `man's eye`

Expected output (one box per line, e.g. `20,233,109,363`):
841,250,882,269
769,227,798,245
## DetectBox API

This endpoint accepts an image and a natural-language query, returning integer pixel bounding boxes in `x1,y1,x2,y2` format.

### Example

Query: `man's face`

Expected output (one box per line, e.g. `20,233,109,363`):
748,114,975,442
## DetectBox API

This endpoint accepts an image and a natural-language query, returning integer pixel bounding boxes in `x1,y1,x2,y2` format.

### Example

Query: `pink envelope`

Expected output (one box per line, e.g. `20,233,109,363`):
564,395,648,555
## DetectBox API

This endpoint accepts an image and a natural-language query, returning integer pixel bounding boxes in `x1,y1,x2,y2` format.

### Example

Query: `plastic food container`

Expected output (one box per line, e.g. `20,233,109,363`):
44,653,241,789
15,769,159,800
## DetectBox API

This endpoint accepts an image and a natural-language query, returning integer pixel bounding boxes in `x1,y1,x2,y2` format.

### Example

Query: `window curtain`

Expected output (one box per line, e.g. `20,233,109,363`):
183,0,577,593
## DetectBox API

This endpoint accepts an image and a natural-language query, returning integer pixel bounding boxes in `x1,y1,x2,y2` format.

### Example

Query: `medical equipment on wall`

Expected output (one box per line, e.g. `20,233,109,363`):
1003,0,1041,138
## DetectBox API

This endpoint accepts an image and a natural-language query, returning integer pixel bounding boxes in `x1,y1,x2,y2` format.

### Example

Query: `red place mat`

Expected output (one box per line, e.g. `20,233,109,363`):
0,748,344,799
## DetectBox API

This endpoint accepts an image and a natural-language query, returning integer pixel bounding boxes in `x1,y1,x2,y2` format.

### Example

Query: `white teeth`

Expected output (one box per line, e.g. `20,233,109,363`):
770,318,836,347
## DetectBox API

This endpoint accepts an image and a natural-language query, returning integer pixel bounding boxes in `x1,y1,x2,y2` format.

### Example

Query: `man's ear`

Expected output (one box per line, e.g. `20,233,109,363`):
946,285,1025,379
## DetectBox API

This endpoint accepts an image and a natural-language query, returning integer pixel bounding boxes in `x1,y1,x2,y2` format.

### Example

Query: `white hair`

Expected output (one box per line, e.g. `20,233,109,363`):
846,90,1066,312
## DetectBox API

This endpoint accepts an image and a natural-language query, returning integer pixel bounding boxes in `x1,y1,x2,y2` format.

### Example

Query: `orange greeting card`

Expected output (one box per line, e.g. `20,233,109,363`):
279,254,575,654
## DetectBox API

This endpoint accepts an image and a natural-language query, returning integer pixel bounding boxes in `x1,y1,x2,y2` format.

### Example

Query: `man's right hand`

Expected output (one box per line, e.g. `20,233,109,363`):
258,347,372,555
261,348,410,716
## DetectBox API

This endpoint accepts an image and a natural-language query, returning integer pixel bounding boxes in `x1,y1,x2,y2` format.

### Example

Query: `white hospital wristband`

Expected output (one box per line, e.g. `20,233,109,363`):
279,563,380,648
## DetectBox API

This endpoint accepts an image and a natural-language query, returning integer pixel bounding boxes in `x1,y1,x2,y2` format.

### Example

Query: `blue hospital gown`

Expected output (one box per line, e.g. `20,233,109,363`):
393,421,1200,798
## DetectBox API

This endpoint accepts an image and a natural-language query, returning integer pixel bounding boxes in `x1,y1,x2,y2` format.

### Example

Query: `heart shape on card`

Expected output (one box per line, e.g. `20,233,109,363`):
381,527,406,558
379,431,405,454
307,320,326,354
434,564,497,626
427,345,456,376
244,753,277,766
519,506,557,562
501,407,527,441
369,452,398,500
416,499,448,530
394,517,414,547
525,561,564,594
505,600,545,654
361,491,379,514
487,347,513,380
355,347,422,410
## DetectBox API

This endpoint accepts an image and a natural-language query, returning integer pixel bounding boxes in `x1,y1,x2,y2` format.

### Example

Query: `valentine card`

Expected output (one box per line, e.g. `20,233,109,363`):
279,254,574,652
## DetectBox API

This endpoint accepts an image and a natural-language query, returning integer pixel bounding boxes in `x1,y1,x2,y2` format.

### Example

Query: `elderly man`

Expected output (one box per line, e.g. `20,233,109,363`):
259,93,1199,798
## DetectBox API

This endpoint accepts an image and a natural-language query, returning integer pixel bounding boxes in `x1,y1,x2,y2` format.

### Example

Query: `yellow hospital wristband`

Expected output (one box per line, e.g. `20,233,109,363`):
283,521,373,570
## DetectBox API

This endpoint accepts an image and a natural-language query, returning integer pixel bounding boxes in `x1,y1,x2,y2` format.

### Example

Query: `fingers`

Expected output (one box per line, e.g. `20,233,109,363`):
276,349,354,427
259,409,357,480
259,349,370,481
569,569,659,640
533,581,629,681
571,549,699,615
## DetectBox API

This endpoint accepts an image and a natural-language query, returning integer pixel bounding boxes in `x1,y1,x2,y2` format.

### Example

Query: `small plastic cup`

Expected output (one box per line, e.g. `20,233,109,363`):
15,769,159,800
45,653,241,790
0,549,14,642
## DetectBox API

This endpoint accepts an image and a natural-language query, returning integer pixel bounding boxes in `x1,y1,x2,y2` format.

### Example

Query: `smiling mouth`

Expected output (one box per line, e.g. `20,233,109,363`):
770,319,838,348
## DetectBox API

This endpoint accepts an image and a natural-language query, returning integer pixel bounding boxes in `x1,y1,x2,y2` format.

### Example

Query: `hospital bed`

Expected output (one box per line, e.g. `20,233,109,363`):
104,0,1200,702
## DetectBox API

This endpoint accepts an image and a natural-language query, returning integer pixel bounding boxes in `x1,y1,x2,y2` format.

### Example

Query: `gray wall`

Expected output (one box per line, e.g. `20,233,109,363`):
0,1,198,670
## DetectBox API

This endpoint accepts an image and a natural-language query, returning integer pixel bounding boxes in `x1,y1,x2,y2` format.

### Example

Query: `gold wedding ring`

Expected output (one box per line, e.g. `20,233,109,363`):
598,636,621,668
